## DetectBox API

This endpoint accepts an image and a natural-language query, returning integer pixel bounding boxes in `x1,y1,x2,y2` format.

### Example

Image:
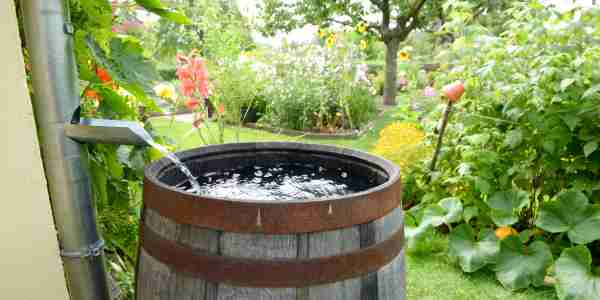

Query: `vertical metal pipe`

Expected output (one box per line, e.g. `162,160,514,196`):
20,1,110,299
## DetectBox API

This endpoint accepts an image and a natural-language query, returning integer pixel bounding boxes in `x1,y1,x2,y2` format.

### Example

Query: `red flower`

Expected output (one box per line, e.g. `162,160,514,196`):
185,98,200,110
96,67,111,83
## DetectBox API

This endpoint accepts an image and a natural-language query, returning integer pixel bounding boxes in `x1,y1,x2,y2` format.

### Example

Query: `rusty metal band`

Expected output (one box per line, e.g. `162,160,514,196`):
140,224,404,288
143,178,402,234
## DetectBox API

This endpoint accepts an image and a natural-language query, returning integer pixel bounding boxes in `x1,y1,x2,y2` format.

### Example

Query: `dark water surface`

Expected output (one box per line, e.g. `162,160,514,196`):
176,163,378,201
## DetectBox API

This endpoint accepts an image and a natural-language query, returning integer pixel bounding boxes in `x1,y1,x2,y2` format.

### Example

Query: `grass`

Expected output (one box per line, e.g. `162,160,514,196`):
150,108,557,300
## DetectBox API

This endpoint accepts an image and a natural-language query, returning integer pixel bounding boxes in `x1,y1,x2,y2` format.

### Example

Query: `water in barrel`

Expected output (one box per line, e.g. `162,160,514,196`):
176,162,379,201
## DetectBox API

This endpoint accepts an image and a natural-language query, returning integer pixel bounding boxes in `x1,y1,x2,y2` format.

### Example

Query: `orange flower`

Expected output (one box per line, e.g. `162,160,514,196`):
96,67,112,83
185,98,200,110
218,103,225,115
84,89,99,100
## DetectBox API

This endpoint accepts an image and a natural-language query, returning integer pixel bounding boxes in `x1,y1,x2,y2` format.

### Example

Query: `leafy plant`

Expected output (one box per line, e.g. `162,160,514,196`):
449,224,500,272
555,246,600,300
493,236,553,290
536,191,600,245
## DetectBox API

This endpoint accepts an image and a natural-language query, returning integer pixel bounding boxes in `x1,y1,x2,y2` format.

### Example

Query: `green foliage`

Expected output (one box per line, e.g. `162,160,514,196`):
135,0,190,24
422,197,464,227
398,2,600,298
488,189,530,227
261,44,377,131
149,0,253,61
493,236,553,290
555,246,600,300
69,1,184,297
449,224,500,272
211,58,266,124
536,191,600,245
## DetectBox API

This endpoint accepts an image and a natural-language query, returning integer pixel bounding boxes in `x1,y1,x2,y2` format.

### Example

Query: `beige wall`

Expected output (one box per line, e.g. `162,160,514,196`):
0,1,69,299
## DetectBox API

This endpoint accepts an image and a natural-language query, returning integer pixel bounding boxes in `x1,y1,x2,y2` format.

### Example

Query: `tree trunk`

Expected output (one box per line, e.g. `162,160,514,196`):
383,39,400,106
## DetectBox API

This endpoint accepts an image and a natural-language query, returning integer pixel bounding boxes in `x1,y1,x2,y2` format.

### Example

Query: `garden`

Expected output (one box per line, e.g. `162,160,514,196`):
27,0,600,299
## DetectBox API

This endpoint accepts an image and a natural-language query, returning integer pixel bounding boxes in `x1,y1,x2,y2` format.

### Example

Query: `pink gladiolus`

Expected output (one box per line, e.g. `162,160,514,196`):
198,80,209,98
181,78,196,97
190,57,208,81
177,67,192,81
424,86,437,97
176,51,210,100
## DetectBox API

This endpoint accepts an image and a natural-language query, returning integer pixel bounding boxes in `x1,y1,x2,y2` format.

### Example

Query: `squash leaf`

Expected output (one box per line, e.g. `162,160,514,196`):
492,236,553,290
422,197,464,227
449,224,500,273
536,190,600,244
488,190,529,227
555,246,600,300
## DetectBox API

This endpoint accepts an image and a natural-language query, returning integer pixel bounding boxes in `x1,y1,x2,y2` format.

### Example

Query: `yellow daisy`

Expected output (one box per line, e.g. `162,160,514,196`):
326,34,337,48
398,51,410,61
360,40,368,50
356,22,367,33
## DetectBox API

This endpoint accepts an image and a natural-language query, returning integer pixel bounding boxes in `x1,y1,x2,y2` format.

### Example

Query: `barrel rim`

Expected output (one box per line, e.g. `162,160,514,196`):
143,142,402,233
145,142,401,205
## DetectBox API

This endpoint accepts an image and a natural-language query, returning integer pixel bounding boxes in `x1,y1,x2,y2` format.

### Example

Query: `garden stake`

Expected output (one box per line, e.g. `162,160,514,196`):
429,101,454,174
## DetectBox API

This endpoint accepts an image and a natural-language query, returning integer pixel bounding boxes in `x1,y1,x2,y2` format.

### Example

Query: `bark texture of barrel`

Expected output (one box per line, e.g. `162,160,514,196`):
137,142,405,300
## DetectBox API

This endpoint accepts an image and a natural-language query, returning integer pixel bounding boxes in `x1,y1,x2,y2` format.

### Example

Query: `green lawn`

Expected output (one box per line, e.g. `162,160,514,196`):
150,109,556,300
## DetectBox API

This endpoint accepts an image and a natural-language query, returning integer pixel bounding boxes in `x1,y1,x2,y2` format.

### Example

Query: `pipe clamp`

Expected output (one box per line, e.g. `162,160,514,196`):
61,239,105,259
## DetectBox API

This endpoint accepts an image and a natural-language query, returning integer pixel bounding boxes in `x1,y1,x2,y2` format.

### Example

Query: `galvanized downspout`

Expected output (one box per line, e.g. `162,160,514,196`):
20,1,110,299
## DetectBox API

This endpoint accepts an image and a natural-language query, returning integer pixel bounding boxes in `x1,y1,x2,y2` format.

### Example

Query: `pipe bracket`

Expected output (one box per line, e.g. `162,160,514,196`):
61,239,105,259
63,22,74,35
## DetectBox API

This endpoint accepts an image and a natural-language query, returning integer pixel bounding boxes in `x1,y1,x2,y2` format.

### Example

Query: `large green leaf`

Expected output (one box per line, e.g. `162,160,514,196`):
504,129,523,149
86,35,162,113
487,190,530,227
536,190,600,244
422,197,464,227
135,0,191,24
449,224,500,273
492,236,553,290
555,246,600,300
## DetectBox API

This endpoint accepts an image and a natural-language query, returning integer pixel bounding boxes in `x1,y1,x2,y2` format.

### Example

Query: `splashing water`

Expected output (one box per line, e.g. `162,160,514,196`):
176,163,378,201
145,140,202,193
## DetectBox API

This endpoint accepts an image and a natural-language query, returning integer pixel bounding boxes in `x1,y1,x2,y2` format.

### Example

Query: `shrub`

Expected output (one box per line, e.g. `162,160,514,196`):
261,44,377,131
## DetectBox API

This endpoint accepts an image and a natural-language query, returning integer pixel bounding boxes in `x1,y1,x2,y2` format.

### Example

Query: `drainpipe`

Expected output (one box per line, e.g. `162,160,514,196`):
20,1,110,299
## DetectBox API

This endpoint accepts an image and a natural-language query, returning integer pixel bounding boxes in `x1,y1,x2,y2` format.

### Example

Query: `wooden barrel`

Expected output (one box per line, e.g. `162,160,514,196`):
136,142,404,299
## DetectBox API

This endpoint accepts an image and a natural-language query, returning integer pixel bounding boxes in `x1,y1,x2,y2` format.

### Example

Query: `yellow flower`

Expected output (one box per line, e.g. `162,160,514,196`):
373,122,430,174
356,22,367,33
398,51,410,61
153,83,175,100
318,29,327,38
360,40,368,50
326,33,337,48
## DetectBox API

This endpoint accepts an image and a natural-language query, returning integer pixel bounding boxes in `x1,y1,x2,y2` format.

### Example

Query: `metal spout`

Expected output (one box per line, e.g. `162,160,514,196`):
65,118,153,146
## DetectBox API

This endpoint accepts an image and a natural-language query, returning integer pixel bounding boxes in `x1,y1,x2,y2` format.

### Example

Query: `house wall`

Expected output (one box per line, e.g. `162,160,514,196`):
0,1,69,299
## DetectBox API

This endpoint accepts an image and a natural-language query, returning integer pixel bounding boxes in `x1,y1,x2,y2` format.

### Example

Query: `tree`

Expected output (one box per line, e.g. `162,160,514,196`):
261,0,438,105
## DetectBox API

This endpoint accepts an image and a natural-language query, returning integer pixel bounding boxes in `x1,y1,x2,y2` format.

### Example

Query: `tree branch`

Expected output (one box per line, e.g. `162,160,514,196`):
392,0,427,38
